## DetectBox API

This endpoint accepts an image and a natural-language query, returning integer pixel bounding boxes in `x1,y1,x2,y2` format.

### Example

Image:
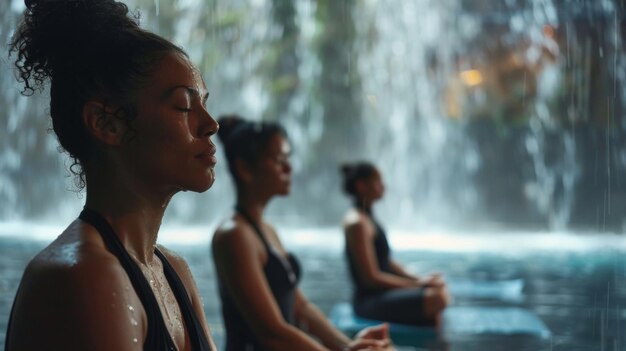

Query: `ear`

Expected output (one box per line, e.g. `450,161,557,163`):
82,101,127,146
235,158,254,184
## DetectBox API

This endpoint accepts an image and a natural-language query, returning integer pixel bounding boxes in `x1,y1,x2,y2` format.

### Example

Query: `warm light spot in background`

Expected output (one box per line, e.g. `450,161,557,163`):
460,69,483,86
543,24,555,38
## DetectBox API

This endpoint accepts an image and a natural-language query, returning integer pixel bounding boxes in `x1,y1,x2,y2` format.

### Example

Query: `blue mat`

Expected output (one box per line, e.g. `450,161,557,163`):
329,303,437,346
447,278,524,301
330,303,550,346
441,306,551,338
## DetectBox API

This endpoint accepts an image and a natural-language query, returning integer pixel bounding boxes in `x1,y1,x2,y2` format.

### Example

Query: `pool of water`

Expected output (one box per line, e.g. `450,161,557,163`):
0,228,624,350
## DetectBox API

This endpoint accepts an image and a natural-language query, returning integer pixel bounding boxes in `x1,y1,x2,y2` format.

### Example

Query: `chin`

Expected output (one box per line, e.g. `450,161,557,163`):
189,172,216,193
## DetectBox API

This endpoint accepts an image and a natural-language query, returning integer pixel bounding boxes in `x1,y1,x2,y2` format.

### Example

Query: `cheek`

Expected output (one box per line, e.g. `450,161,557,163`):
145,118,192,150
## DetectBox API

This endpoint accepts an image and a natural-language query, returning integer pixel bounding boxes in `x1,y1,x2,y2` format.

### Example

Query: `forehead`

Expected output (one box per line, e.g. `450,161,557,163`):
264,133,290,154
363,168,380,180
144,52,206,95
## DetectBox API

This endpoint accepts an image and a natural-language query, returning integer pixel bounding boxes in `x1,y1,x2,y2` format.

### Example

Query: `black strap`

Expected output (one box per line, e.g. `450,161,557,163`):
234,205,272,250
79,208,213,351
234,205,297,281
156,250,212,351
79,208,175,350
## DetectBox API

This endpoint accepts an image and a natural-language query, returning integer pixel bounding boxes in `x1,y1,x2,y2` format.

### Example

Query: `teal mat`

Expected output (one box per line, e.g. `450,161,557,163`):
442,306,551,338
330,303,550,346
447,278,524,301
329,303,437,346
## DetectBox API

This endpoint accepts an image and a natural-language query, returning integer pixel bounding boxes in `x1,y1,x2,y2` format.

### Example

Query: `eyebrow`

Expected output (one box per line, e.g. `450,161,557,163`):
163,85,210,104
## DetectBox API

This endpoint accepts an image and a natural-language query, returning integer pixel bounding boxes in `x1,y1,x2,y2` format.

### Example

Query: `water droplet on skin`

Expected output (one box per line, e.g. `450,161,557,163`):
133,337,138,343
128,305,135,312
131,318,138,326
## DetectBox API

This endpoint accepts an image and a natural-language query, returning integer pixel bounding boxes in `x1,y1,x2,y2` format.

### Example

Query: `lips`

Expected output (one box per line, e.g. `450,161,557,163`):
196,145,217,165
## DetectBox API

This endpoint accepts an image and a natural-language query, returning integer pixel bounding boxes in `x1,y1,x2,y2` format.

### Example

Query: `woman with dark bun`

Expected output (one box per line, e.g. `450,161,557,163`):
340,162,449,326
6,1,217,350
212,115,393,351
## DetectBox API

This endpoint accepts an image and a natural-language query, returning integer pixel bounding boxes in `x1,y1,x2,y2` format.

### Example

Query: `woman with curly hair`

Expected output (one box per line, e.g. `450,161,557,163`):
6,1,218,350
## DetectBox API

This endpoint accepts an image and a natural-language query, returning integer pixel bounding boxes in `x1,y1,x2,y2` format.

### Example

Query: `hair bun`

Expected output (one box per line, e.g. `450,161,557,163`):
339,161,376,197
340,163,354,177
11,0,137,94
217,114,247,144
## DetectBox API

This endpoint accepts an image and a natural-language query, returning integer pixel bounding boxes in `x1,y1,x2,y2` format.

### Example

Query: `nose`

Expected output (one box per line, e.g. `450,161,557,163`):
199,108,219,137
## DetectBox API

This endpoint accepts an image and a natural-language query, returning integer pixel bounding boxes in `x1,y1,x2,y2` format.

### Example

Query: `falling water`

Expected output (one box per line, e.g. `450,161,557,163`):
0,0,624,232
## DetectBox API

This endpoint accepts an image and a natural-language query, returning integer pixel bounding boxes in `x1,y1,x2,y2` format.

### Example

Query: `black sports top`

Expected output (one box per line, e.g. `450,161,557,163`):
217,206,301,351
5,208,212,351
346,208,392,295
80,208,212,351
83,208,214,350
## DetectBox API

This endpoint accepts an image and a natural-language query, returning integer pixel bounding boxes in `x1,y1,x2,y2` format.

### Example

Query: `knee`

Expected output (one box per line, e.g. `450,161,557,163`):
425,286,449,313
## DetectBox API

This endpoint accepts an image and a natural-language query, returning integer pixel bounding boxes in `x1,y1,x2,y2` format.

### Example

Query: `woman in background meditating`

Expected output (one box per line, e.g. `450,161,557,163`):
341,162,450,326
6,0,217,349
212,115,393,351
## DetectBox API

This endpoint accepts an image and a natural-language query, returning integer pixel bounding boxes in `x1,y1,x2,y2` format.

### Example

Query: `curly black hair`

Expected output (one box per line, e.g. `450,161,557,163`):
9,0,186,189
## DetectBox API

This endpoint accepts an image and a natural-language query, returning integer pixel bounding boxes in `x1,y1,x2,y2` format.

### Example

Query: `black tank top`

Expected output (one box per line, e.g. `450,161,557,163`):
346,208,392,295
217,207,301,351
6,208,212,351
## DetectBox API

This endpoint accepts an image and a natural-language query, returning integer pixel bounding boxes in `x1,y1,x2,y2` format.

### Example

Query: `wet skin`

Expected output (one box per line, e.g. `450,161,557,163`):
7,53,218,351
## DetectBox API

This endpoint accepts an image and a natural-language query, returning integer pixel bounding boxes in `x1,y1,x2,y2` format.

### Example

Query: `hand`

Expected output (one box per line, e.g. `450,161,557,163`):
345,338,395,351
421,273,446,288
346,324,394,351
355,323,389,341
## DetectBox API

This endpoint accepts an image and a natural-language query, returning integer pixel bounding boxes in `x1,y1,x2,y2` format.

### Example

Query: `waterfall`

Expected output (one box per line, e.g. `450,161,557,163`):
0,0,624,232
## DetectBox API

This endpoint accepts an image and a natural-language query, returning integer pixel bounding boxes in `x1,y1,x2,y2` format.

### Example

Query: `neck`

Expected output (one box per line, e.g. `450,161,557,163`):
235,190,271,224
355,198,373,215
84,167,176,264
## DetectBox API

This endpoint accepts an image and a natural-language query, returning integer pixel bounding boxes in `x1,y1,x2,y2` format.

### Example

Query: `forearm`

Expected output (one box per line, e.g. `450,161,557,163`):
296,301,351,351
367,271,419,290
388,260,419,280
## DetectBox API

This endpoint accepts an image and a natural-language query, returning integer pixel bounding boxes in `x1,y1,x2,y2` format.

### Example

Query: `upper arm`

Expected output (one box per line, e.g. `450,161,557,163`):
212,227,292,341
8,258,145,351
345,221,381,284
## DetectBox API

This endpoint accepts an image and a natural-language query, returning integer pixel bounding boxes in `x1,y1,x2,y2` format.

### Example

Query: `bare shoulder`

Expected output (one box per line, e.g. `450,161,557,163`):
212,216,258,252
24,219,127,287
343,209,372,237
211,216,265,275
8,220,145,350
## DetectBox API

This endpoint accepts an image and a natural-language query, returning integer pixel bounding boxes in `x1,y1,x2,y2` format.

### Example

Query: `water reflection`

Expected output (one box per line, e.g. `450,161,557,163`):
0,232,624,350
